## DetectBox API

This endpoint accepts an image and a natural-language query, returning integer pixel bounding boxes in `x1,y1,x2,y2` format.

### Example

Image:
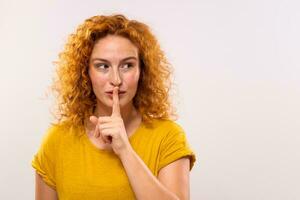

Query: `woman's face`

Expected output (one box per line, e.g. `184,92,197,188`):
88,35,140,109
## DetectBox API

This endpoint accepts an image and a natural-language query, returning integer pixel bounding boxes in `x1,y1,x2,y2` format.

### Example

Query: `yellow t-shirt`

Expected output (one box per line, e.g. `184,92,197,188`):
31,118,196,199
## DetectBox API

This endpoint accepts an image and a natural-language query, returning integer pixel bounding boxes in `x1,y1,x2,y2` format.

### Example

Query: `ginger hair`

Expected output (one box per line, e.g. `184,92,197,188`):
50,14,178,129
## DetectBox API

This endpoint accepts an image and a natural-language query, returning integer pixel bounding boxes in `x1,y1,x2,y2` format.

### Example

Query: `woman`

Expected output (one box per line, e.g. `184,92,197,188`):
32,14,196,200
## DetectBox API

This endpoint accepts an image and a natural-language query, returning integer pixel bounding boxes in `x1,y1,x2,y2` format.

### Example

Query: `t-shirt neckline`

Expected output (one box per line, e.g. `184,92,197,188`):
81,120,144,153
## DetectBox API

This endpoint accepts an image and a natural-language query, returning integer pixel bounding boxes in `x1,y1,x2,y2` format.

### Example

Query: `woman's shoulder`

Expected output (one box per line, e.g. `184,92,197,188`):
142,118,186,140
42,121,76,142
150,118,185,132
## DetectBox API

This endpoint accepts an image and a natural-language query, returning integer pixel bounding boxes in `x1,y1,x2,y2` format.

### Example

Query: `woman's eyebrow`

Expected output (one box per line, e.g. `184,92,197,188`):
91,56,138,63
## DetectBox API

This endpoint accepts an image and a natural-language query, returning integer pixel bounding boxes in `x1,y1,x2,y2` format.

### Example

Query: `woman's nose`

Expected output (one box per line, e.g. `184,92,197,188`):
110,68,122,86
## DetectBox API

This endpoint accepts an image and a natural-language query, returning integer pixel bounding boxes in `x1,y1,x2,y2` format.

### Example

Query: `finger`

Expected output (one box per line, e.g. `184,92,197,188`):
99,123,115,130
98,116,112,123
111,86,121,117
95,122,109,142
95,124,106,141
98,126,105,141
94,124,100,138
89,116,99,137
92,116,113,124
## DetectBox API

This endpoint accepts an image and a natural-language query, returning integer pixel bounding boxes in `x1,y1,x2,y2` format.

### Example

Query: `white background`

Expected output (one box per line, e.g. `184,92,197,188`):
1,0,299,199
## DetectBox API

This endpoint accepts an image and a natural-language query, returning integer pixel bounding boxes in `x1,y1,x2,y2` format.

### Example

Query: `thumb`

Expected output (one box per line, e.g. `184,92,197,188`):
89,116,98,125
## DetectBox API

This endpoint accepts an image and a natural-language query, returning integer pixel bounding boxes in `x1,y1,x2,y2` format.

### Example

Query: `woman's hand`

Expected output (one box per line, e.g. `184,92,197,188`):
89,87,131,156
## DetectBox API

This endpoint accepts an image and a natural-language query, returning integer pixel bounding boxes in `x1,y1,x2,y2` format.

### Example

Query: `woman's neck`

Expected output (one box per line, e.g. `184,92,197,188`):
93,101,140,127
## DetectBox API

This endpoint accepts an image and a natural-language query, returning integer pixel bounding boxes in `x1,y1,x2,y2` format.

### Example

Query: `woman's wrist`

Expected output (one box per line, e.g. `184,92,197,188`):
117,143,135,161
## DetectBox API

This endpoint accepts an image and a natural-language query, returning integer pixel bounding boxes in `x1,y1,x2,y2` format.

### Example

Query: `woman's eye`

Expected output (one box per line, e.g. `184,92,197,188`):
95,63,109,69
122,63,133,69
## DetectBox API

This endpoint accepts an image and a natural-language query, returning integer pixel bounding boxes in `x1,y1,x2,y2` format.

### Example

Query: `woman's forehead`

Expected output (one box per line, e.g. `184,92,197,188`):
91,35,139,59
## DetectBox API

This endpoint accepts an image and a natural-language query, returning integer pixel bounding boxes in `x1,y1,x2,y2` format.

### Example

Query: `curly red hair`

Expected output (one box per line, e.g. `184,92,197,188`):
50,14,178,129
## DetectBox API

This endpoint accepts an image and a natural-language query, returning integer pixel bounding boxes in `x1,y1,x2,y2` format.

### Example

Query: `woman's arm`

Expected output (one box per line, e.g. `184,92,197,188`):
35,172,58,200
158,157,190,199
119,147,190,200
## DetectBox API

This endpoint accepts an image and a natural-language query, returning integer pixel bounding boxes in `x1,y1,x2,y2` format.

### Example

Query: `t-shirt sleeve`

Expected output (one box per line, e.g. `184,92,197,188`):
31,125,58,190
158,125,196,172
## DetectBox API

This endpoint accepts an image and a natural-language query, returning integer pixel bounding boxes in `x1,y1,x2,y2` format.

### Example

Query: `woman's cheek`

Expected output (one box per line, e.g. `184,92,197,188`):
91,76,108,95
125,71,140,86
